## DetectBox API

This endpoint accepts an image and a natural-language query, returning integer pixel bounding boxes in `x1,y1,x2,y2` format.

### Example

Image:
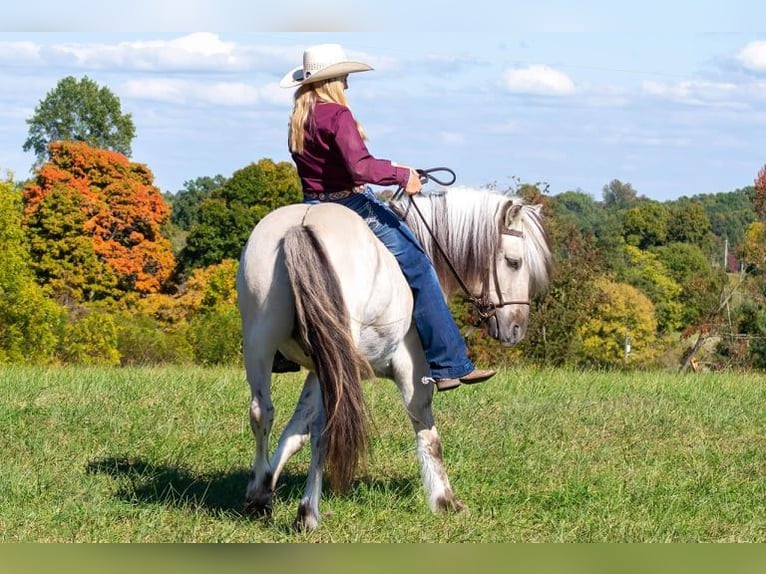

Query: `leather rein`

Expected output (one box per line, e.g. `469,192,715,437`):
394,168,530,323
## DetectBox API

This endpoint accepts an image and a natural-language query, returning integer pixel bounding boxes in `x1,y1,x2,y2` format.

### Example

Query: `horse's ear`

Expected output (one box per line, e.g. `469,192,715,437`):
504,202,523,228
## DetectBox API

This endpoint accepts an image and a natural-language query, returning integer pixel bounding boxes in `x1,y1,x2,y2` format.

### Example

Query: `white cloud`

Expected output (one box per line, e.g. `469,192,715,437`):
121,77,291,107
502,64,575,96
642,79,743,107
0,41,43,65
736,40,766,72
49,33,249,72
14,33,299,75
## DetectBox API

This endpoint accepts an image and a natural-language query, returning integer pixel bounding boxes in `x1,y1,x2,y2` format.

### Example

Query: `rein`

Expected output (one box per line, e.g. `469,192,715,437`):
394,168,530,323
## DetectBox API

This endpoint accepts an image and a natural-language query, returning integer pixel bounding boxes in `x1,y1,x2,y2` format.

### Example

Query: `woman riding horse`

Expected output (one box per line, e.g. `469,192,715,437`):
279,43,495,392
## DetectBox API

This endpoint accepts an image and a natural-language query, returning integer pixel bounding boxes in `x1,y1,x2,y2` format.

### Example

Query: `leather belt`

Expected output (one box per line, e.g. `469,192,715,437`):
303,186,364,201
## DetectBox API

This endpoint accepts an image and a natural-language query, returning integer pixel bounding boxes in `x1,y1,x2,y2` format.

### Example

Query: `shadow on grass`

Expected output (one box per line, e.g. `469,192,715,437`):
85,456,417,521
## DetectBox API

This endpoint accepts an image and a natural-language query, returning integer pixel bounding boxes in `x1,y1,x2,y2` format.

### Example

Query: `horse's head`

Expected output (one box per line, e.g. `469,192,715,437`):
482,200,551,347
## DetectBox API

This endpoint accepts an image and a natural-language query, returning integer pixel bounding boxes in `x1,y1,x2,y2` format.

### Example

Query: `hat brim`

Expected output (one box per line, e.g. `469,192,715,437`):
279,61,373,88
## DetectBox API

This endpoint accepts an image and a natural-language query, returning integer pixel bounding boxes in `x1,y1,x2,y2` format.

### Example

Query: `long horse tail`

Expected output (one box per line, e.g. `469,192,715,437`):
282,224,372,492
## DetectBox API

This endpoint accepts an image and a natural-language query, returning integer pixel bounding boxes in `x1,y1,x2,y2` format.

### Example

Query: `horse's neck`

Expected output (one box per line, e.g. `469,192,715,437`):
401,194,492,297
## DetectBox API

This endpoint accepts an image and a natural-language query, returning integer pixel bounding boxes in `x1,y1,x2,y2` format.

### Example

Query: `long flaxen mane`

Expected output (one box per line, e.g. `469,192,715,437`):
392,187,552,298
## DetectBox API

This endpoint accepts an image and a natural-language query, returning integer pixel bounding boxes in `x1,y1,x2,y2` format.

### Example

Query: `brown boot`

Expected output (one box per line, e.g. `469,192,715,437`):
435,368,496,392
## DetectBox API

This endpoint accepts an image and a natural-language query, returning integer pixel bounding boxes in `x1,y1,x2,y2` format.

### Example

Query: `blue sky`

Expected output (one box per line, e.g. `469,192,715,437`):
2,2,766,201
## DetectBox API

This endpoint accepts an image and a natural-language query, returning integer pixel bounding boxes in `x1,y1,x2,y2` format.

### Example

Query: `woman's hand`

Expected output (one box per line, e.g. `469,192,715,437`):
404,168,423,195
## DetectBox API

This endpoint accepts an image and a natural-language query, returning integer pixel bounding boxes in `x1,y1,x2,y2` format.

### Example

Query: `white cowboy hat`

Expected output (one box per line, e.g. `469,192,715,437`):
279,44,373,88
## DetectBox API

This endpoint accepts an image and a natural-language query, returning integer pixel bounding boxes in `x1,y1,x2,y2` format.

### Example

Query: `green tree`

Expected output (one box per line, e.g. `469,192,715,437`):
0,178,64,363
619,245,683,333
171,175,228,231
652,242,725,327
549,189,604,232
602,179,638,208
179,159,301,272
621,201,670,249
24,76,136,165
667,200,713,248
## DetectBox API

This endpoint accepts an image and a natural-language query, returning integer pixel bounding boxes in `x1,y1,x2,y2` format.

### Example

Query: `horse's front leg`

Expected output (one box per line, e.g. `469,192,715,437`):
243,341,276,517
393,333,466,514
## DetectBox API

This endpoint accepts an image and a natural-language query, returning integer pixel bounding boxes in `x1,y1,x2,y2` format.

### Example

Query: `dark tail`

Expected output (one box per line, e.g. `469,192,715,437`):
282,225,372,492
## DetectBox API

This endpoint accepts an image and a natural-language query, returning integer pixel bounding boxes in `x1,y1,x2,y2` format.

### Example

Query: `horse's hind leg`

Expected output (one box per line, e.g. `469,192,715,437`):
294,373,327,530
392,333,466,514
242,335,276,517
268,372,320,490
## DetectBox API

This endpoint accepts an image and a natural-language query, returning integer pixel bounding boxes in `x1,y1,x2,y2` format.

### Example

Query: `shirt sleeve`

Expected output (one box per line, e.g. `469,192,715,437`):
332,107,411,188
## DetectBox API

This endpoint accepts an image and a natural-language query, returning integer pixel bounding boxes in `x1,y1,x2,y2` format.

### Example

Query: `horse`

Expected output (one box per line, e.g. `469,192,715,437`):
235,186,552,530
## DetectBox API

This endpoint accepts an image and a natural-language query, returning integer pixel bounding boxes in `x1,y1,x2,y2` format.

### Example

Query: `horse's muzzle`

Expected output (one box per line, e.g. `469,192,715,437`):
487,313,526,347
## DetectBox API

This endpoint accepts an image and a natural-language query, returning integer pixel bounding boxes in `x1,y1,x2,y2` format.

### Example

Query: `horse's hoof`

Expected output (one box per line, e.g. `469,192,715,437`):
435,494,468,514
293,500,320,531
244,497,273,518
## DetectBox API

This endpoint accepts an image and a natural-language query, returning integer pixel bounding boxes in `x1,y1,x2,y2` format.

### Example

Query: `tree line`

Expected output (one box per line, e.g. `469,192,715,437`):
1,75,765,370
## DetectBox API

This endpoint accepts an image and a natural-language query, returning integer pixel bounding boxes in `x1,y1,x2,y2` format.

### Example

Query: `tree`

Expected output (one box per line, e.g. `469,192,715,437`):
618,245,683,333
23,141,175,299
179,158,301,272
578,277,658,368
667,200,713,248
755,164,766,220
602,179,638,208
738,221,766,273
0,177,64,363
548,189,604,233
171,175,228,231
24,76,136,165
652,242,725,327
23,184,118,302
621,201,669,249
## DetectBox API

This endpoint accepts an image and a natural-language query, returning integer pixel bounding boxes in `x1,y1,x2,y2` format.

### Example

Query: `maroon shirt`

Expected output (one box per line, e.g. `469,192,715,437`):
291,101,410,195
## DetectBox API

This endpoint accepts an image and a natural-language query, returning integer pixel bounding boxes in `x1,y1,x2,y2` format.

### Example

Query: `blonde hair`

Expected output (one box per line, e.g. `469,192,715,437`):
288,77,366,155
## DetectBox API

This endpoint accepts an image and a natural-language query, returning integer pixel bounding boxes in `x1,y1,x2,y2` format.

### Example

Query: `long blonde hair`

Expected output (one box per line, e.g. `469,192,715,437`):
288,77,366,155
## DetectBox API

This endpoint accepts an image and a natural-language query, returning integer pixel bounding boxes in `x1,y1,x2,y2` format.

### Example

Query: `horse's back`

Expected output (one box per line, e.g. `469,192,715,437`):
237,202,413,368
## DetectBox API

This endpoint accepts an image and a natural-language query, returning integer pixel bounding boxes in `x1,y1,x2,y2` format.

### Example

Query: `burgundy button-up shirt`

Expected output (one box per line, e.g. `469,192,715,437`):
291,101,410,195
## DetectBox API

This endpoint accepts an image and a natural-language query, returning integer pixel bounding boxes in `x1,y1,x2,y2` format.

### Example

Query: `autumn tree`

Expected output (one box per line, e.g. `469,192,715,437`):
0,177,64,363
24,76,136,165
179,158,301,272
755,164,766,220
23,141,175,300
578,277,659,368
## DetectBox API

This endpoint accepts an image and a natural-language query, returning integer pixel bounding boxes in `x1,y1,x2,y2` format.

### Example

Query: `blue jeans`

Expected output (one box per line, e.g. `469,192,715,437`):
306,188,474,380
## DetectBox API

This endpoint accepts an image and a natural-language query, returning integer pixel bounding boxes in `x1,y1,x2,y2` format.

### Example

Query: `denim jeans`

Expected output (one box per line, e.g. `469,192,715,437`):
306,188,474,380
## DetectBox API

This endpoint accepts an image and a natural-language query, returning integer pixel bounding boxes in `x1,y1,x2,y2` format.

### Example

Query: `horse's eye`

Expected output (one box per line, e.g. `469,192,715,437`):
505,256,521,270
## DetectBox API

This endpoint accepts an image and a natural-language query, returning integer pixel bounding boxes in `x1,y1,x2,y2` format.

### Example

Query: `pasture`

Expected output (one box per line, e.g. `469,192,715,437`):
1,365,764,542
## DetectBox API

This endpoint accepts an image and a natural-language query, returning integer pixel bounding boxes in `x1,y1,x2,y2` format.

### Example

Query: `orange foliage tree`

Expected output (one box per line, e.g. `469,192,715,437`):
23,141,175,300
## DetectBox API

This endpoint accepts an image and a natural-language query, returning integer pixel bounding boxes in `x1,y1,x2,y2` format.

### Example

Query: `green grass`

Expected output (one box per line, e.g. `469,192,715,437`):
1,365,764,542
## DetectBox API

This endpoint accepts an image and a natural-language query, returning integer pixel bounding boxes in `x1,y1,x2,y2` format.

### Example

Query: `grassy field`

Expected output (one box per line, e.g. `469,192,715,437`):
1,364,764,542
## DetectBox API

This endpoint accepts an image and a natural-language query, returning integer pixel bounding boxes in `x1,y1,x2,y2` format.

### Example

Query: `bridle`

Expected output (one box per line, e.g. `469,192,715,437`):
394,169,531,324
